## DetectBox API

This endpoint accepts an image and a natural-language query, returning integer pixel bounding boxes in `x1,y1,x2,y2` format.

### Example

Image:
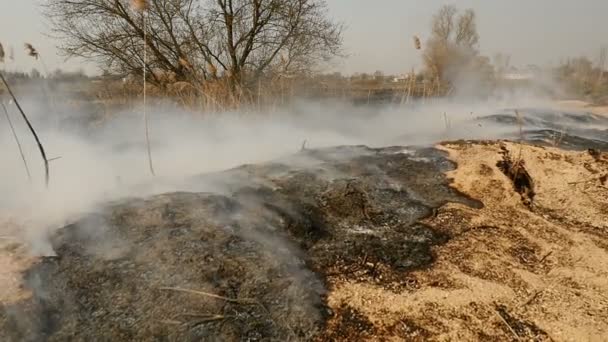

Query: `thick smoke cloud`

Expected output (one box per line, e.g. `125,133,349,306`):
0,88,577,255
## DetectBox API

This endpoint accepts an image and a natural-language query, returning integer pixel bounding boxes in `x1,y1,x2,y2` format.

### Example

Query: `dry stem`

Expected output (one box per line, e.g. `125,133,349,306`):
159,287,261,306
1,101,31,181
0,72,49,186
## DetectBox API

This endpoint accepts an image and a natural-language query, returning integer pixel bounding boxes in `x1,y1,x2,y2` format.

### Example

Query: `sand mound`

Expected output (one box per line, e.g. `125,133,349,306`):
325,141,608,340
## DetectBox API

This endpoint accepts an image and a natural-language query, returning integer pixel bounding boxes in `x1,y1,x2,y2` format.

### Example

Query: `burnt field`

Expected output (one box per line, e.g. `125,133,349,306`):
1,145,481,341
1,108,607,341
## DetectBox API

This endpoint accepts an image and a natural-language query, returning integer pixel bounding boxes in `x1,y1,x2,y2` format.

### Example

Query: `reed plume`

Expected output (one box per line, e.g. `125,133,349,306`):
0,42,5,63
413,36,421,50
24,43,39,59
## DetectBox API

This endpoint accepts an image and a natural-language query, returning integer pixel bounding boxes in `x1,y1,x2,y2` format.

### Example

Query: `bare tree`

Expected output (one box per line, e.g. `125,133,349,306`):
44,0,342,88
422,5,489,86
455,9,478,48
431,5,457,42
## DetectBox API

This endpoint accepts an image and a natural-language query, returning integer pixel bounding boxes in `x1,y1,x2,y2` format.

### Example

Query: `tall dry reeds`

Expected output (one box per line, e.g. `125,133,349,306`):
0,41,50,186
402,35,422,104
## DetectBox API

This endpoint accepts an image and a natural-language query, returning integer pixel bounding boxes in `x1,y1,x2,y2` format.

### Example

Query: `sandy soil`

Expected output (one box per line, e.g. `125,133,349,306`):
325,141,608,341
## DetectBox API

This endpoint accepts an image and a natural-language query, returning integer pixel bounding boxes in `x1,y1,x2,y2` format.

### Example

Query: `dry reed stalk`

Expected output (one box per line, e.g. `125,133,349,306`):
132,0,155,176
515,110,524,141
494,309,521,340
435,76,441,96
0,73,50,186
513,109,525,178
1,101,31,181
24,43,51,77
409,70,416,102
0,42,4,63
422,80,427,104
24,43,57,129
25,43,49,75
401,68,414,104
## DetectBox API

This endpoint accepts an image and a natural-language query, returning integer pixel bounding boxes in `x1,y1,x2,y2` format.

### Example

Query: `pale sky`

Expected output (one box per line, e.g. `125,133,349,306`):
1,0,607,75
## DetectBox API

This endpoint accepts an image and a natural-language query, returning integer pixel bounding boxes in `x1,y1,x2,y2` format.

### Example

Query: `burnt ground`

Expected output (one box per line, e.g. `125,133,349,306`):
0,146,481,341
2,106,608,341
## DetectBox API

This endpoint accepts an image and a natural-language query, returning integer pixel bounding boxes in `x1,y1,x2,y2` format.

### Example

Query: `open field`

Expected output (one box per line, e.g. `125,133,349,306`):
2,1,608,340
1,141,607,341
1,105,607,340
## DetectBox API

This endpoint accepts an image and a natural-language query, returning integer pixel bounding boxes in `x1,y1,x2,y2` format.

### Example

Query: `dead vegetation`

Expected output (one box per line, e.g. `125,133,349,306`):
497,144,535,206
2,140,607,340
0,146,477,341
0,62,50,186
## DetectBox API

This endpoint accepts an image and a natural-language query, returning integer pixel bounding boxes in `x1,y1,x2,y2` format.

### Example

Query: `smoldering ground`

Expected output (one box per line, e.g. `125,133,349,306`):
2,83,608,340
0,88,605,254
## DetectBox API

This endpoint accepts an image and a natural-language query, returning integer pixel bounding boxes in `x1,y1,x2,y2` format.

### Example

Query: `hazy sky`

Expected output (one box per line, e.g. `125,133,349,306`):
1,0,607,75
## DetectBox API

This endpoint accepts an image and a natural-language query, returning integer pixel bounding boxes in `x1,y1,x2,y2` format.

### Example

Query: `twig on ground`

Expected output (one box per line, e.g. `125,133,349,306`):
178,313,228,324
494,309,521,340
520,275,558,308
189,315,227,325
159,287,260,306
522,290,543,307
538,251,553,265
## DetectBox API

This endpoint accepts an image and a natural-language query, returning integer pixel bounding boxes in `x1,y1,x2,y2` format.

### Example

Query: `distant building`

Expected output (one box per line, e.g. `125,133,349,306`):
502,72,534,81
392,74,411,83
500,65,540,81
